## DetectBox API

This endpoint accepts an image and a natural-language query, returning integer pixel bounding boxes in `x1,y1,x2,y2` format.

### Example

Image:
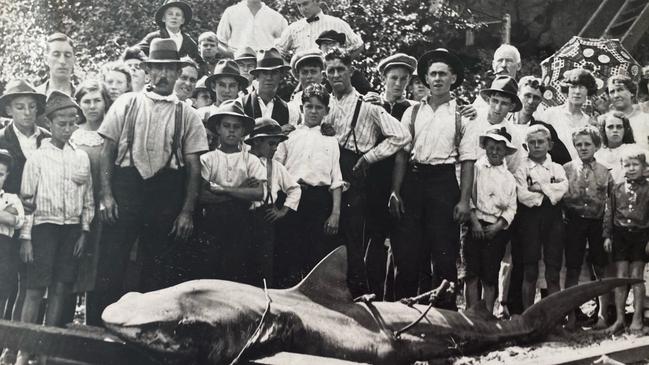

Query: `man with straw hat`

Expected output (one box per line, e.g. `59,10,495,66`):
93,38,208,319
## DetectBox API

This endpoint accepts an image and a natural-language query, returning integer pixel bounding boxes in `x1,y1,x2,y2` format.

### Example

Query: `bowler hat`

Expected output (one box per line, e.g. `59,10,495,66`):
290,49,324,78
0,149,13,170
205,60,250,91
417,48,464,89
251,48,290,74
234,47,257,62
315,30,346,46
205,99,255,135
45,90,84,122
479,75,522,112
378,53,417,75
155,0,192,28
479,127,517,156
143,39,190,66
244,117,288,145
0,80,46,118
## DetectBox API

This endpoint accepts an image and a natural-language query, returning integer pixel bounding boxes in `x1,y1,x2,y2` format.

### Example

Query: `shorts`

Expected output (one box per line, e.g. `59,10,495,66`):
462,221,509,286
611,226,649,263
514,201,564,269
25,224,81,289
0,235,17,292
564,214,608,269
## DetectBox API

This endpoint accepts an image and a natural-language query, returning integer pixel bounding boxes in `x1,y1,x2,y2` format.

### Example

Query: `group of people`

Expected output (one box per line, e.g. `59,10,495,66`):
0,0,649,363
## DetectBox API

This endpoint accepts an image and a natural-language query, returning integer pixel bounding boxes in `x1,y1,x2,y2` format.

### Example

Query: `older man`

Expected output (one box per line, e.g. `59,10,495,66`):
92,39,208,323
473,44,523,117
217,0,288,53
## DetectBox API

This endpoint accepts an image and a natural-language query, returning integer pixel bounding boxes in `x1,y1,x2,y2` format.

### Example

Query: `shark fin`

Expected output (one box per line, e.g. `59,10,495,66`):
291,246,354,303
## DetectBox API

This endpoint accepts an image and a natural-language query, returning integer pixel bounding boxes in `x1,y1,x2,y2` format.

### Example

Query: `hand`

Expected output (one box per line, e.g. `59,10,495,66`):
528,183,542,193
73,233,87,258
170,211,194,241
471,221,485,239
209,182,227,193
281,124,296,134
604,238,613,254
21,197,36,215
388,192,406,220
20,239,33,263
99,193,119,224
352,156,370,178
453,201,471,222
362,91,382,105
483,223,502,240
320,123,336,137
240,177,260,188
324,213,339,235
3,206,18,215
457,105,477,120
265,206,288,223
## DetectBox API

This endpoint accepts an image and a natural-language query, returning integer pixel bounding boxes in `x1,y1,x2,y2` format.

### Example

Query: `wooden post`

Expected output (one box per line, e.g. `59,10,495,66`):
502,13,511,44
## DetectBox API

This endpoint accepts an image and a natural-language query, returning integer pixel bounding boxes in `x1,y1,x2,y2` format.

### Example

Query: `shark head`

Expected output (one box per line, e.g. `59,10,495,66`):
102,280,270,364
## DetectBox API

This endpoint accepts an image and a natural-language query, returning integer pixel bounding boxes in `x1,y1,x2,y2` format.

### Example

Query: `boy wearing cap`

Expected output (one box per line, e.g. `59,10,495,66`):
199,100,265,284
464,128,517,313
16,91,93,365
235,47,258,93
288,49,326,107
246,118,301,285
192,76,214,109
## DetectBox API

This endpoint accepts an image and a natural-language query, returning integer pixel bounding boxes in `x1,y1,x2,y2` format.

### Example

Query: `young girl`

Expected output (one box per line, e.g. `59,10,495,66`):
595,111,638,183
197,100,266,284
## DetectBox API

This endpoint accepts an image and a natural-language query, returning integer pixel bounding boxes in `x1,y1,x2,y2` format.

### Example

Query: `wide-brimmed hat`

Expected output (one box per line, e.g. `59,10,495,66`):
378,53,417,75
244,117,289,145
143,39,190,66
205,59,249,90
45,90,85,122
290,49,324,78
479,75,522,112
251,48,290,74
417,48,464,89
205,99,255,135
155,0,192,28
0,80,46,118
479,127,517,155
234,47,257,62
315,30,346,46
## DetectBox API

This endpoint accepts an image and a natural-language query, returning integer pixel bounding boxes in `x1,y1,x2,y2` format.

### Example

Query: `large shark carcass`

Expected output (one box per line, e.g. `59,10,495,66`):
102,247,640,364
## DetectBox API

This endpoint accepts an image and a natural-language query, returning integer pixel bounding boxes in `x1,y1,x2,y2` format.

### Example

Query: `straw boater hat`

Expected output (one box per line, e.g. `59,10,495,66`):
155,0,192,28
45,90,85,123
290,49,324,78
479,127,517,156
416,48,464,89
0,80,46,118
378,53,417,75
479,75,523,112
251,48,291,75
143,39,191,67
244,117,289,145
205,99,255,135
205,59,249,90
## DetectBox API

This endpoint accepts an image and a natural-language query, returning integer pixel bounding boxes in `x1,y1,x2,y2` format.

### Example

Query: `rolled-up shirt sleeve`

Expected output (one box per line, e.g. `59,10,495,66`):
363,106,411,164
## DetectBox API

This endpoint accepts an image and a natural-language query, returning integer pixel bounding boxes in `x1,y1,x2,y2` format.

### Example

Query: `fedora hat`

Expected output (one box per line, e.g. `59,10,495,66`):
234,47,257,62
45,90,84,122
479,127,517,156
479,75,522,112
290,49,324,78
205,99,255,135
0,80,46,118
251,48,290,74
315,30,346,46
244,117,289,145
417,48,464,89
155,0,192,28
205,59,249,91
378,53,417,75
143,39,190,66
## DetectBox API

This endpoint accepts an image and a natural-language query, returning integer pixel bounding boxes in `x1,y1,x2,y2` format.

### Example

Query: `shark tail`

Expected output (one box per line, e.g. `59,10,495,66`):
520,278,641,338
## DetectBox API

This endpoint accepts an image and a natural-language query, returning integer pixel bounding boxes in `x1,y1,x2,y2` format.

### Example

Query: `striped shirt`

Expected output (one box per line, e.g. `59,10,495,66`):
20,140,94,240
217,1,288,52
275,11,363,58
0,190,24,238
324,89,410,164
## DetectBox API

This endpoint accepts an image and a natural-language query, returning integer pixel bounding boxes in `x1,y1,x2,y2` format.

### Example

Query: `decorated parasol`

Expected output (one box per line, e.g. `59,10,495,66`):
540,36,641,106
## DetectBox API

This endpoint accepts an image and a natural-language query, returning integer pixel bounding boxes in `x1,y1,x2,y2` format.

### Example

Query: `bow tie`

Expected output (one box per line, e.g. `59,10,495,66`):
306,15,319,23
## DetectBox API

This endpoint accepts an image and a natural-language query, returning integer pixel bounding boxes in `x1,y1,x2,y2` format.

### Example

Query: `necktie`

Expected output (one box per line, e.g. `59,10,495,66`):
306,16,319,23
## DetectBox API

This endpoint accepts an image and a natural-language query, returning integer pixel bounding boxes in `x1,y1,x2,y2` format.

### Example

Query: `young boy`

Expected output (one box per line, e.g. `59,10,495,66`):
199,100,266,284
0,150,24,316
288,49,325,109
17,91,93,365
562,125,614,330
274,84,345,287
464,128,517,314
197,31,232,75
513,124,568,310
603,146,649,334
245,117,301,286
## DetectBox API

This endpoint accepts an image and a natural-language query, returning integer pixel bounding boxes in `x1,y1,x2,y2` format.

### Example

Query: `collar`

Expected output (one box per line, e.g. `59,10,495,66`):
421,96,456,111
478,156,507,171
166,27,182,37
526,154,553,169
576,158,597,170
42,138,76,151
626,177,648,186
12,123,41,139
381,93,408,105
333,87,360,103
144,91,179,103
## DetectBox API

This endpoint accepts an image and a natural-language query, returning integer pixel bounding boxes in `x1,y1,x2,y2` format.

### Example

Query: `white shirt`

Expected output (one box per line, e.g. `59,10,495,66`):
257,96,301,126
594,143,640,183
252,157,301,211
471,156,517,228
12,124,41,160
627,108,649,151
166,28,183,51
217,1,288,52
539,104,593,161
514,155,569,207
200,149,266,188
0,190,24,238
473,115,524,174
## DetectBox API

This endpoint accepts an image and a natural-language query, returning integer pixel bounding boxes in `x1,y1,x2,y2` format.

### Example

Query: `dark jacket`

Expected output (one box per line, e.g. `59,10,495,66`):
0,123,51,194
137,29,203,66
241,92,290,125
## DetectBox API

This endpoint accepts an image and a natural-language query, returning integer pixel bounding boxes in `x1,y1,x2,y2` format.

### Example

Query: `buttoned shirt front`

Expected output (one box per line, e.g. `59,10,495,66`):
252,157,301,211
472,156,517,227
603,178,649,238
540,104,594,161
257,96,301,126
562,159,613,219
325,88,410,163
20,140,94,240
0,190,24,238
99,91,208,180
12,124,41,160
514,155,569,207
400,98,477,165
217,1,288,52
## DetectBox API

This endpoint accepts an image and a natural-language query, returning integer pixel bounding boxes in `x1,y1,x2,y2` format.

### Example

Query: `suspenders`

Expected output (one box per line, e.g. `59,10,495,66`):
341,98,364,154
408,100,463,160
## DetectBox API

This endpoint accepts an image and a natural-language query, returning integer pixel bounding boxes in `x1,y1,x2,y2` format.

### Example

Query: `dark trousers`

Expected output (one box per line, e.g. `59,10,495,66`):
390,165,460,308
250,206,275,287
90,167,185,324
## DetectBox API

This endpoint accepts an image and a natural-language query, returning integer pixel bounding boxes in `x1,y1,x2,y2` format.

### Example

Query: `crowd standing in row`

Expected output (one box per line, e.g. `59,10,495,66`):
1,0,649,363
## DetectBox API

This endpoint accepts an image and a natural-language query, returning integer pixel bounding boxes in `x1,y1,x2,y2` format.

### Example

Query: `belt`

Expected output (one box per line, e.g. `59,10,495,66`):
409,162,455,173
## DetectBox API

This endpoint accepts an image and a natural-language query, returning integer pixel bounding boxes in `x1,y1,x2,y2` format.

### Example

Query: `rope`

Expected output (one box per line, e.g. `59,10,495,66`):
228,279,273,365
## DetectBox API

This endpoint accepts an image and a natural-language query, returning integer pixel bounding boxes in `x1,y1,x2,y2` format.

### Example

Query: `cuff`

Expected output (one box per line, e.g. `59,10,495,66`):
363,151,378,164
